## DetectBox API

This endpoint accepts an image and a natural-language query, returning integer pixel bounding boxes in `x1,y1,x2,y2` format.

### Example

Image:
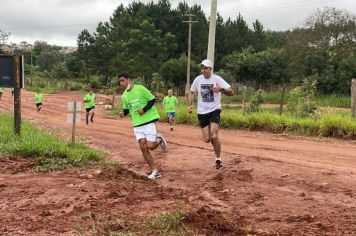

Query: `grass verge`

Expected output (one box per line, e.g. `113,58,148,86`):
0,112,106,171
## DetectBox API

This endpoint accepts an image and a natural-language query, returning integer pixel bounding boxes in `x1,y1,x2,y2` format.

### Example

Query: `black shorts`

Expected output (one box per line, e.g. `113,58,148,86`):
86,106,95,112
36,103,42,107
197,109,221,128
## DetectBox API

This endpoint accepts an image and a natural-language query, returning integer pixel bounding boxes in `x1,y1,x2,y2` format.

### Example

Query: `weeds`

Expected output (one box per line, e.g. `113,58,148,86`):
149,210,190,235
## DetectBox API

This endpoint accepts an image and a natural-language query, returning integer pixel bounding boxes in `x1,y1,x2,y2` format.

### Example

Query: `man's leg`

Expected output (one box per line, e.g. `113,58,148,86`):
201,125,211,143
86,111,89,124
168,117,173,131
210,122,223,169
147,124,167,151
145,135,167,151
139,138,161,179
90,110,95,123
139,139,157,170
147,140,160,150
210,122,221,158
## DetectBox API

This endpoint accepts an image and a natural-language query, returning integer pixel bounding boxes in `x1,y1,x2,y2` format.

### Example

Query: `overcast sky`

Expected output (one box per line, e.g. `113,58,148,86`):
1,0,355,47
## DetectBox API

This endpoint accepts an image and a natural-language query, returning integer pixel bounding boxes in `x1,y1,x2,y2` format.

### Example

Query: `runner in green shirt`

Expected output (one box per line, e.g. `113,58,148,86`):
163,89,178,131
83,89,96,125
118,72,167,180
0,87,4,100
34,90,43,113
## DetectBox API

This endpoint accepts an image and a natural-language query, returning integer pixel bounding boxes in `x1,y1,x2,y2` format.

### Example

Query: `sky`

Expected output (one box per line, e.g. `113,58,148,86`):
0,0,355,47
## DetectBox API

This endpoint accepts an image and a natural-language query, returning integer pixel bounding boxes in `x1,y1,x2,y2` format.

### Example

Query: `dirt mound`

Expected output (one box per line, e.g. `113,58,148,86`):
184,205,246,235
0,156,35,174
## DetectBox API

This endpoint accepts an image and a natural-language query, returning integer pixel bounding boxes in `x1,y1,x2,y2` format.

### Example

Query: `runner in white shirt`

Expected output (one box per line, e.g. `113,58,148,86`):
188,59,235,169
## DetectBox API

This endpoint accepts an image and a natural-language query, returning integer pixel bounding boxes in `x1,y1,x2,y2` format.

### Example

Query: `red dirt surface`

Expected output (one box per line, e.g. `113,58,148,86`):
1,89,356,235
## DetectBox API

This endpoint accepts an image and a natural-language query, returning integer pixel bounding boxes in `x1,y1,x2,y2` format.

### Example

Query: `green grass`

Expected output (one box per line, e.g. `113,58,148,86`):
25,83,58,94
155,102,356,139
315,94,350,108
148,210,190,236
109,232,138,236
221,91,351,108
107,94,356,139
221,90,283,104
0,112,106,171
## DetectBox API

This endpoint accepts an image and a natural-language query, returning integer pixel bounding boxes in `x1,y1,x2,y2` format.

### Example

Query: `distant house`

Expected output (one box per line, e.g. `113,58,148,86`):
1,43,77,54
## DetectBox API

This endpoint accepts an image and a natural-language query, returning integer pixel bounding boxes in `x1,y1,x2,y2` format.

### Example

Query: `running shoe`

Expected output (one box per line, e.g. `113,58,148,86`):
147,170,161,180
215,160,223,169
157,133,167,151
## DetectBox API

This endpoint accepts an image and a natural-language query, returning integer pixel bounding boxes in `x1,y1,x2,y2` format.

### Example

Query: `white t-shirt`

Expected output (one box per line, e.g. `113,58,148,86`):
190,74,231,114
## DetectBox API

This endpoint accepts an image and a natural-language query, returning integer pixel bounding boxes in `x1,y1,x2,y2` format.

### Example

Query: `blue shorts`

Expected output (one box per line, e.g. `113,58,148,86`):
167,112,176,119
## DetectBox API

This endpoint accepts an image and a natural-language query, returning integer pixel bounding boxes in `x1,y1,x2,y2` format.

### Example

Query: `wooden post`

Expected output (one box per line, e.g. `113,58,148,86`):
351,78,356,119
112,90,116,109
279,84,286,116
71,102,77,145
242,85,247,114
13,56,21,136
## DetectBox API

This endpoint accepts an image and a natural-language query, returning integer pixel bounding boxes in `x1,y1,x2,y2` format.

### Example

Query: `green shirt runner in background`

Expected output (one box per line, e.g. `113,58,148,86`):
34,92,43,113
84,91,96,124
84,93,95,109
122,84,160,127
163,95,178,113
34,93,43,104
163,89,178,131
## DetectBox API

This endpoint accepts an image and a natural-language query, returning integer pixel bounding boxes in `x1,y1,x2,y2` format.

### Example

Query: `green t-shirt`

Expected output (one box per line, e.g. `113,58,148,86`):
34,93,43,104
0,87,4,93
84,93,95,109
163,95,178,112
122,85,160,126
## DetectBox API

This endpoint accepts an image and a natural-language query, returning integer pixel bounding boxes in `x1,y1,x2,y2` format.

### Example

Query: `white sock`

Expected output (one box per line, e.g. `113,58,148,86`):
215,157,222,161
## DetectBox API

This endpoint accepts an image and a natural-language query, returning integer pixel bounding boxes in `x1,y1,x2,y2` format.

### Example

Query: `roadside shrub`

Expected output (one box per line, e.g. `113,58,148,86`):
89,76,100,89
286,77,318,117
69,82,83,91
246,89,264,113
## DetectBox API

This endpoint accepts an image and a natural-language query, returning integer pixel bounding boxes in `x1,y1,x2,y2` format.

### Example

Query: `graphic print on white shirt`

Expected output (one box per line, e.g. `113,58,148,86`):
201,84,214,102
190,74,231,115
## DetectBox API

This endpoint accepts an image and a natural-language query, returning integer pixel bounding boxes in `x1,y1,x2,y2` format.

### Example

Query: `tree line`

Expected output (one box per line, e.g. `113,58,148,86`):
1,0,356,95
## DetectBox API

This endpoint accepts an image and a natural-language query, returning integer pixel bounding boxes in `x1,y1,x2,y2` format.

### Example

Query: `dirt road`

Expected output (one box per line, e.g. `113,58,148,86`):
1,90,356,235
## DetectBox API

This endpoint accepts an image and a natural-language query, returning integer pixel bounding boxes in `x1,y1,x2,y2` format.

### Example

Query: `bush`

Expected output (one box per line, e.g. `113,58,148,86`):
69,82,83,91
246,89,264,113
89,76,100,89
286,77,318,117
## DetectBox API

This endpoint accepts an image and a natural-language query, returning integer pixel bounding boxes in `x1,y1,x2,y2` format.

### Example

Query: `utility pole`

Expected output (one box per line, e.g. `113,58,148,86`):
207,0,218,66
30,44,33,87
183,14,197,96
